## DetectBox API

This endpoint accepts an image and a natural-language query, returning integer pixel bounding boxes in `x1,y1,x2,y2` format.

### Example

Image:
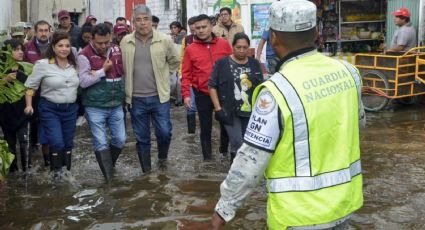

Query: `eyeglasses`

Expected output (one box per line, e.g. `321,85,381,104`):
220,13,229,16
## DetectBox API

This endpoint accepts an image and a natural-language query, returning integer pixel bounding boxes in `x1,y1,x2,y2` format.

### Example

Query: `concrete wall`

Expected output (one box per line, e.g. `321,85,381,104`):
89,0,125,24
147,0,181,34
0,0,14,32
29,0,88,27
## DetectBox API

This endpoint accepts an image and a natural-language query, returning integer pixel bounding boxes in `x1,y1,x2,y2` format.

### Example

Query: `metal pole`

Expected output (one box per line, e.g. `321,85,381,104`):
419,0,424,46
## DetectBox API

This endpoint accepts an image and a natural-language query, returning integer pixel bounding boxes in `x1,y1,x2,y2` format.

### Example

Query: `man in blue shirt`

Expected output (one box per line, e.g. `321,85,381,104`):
256,30,279,75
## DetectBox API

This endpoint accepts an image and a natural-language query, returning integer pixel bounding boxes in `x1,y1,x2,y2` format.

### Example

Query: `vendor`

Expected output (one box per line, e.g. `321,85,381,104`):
388,7,417,52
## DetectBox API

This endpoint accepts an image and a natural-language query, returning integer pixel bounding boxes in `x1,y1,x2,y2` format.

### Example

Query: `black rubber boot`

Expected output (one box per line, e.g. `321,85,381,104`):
187,114,196,134
95,149,113,182
110,145,122,167
137,152,152,173
43,154,50,167
49,150,62,173
158,158,167,170
19,143,32,172
201,140,212,161
219,124,229,156
157,144,169,171
9,152,18,172
64,150,72,171
42,144,49,166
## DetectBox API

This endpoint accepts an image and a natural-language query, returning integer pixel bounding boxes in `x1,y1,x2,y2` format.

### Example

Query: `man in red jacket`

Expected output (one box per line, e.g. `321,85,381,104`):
181,14,232,160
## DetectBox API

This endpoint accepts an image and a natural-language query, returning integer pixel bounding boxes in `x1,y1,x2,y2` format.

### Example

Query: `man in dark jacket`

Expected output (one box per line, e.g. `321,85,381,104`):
57,10,81,48
24,20,50,63
24,20,51,167
77,23,126,182
181,14,232,160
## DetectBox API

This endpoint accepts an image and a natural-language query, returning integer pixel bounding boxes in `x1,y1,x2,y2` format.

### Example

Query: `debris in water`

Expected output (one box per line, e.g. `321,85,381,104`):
67,216,80,222
72,189,97,199
65,197,104,211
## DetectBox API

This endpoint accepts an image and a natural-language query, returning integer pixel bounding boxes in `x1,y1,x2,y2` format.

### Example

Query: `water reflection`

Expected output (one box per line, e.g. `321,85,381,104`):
1,105,425,229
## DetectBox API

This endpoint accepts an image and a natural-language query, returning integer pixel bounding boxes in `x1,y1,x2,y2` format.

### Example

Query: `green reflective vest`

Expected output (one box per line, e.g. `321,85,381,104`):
252,51,363,229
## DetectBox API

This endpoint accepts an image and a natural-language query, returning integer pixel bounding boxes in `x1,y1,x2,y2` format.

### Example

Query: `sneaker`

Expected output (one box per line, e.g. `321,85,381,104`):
76,116,86,126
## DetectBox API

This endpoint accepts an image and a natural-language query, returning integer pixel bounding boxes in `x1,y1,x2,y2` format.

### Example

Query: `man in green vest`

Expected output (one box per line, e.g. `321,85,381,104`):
211,0,366,229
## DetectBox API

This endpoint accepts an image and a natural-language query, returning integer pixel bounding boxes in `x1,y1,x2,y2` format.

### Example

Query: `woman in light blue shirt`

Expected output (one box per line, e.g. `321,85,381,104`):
24,31,79,177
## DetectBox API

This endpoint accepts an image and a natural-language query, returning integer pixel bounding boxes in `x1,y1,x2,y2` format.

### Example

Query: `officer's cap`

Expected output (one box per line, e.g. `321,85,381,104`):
269,0,317,32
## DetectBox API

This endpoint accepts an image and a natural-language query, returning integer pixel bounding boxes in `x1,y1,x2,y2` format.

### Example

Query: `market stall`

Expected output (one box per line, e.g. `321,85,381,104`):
316,0,387,64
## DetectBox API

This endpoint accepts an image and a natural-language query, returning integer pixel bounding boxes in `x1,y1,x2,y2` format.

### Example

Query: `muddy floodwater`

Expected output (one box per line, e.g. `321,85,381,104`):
1,105,425,229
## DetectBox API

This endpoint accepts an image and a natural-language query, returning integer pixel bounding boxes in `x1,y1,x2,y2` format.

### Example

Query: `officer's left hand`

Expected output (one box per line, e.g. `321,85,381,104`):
214,109,231,126
211,212,225,229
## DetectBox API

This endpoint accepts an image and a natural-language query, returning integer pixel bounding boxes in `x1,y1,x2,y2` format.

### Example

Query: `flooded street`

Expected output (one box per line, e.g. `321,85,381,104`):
1,104,425,229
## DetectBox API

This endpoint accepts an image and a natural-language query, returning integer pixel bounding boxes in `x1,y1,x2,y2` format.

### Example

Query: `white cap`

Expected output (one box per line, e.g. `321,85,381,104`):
269,0,317,32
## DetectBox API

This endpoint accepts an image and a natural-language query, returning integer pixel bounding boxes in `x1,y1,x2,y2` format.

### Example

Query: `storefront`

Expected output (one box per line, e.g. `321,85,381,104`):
185,0,422,65
318,0,386,54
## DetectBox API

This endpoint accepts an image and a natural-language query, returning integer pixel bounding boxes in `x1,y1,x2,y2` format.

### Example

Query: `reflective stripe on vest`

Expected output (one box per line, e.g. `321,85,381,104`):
340,60,362,104
268,159,361,192
269,73,311,176
268,65,362,192
340,60,361,92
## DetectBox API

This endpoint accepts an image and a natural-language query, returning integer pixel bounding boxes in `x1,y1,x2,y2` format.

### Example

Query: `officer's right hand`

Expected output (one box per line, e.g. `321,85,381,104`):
103,59,113,72
184,97,192,109
24,106,33,115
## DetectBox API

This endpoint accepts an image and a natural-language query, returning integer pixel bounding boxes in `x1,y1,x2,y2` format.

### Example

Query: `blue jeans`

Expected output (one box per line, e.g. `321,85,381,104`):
38,98,78,152
85,106,126,152
130,96,172,159
186,87,197,115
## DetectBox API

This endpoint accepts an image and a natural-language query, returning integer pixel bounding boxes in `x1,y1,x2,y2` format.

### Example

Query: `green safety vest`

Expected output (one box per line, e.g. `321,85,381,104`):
252,51,363,229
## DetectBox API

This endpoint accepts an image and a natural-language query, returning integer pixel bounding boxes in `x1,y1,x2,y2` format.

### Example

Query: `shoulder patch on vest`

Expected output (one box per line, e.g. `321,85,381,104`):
254,90,276,115
244,89,280,151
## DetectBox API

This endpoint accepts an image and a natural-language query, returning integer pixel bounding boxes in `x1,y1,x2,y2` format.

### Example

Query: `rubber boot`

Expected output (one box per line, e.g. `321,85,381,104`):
43,154,50,167
49,150,62,177
187,114,196,134
42,144,50,166
201,140,212,161
137,152,152,173
17,121,32,172
19,143,32,172
230,152,236,165
219,124,229,156
95,149,113,182
64,150,72,171
110,145,122,167
157,144,169,170
9,152,18,172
